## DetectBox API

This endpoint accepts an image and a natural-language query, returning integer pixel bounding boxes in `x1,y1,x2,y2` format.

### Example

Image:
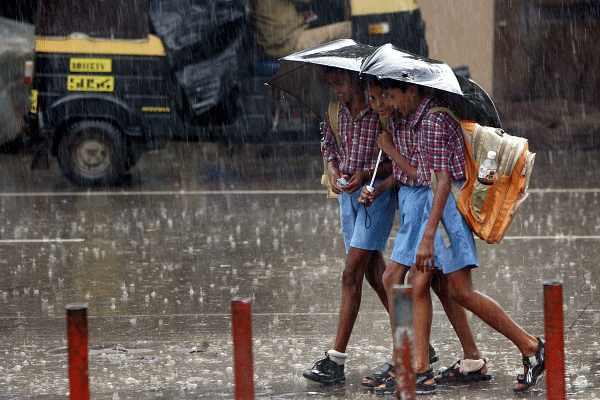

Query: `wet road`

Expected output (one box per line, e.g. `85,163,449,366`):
1,142,600,399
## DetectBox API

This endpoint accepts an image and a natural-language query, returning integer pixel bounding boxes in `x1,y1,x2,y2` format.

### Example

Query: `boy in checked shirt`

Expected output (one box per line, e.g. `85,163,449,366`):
303,66,397,385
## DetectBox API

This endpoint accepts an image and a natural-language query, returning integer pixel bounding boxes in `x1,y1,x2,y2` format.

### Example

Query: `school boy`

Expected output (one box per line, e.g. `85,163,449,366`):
360,77,490,394
361,78,545,393
302,66,397,385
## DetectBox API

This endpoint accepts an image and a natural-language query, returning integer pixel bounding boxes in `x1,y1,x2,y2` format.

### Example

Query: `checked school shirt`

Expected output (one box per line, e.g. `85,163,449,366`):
392,95,466,186
321,103,384,176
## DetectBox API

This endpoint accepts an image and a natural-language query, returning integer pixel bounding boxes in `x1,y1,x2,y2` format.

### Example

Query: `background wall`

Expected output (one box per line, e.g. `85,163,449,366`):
417,0,495,96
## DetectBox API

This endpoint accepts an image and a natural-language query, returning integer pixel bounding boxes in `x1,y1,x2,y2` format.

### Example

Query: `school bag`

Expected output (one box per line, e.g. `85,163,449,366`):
428,107,536,244
321,101,341,198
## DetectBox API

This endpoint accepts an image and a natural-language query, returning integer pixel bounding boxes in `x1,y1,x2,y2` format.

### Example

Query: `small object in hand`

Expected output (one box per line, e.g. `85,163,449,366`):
366,185,374,193
337,177,348,186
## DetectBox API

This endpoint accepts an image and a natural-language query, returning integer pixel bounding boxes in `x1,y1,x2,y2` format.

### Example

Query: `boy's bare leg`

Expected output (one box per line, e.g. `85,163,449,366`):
332,246,375,353
364,250,390,313
431,271,483,361
382,260,410,328
408,267,436,377
361,260,410,386
445,268,539,356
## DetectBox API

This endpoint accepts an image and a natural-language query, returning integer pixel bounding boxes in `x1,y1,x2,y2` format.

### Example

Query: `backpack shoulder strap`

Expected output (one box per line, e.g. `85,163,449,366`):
328,100,341,147
426,106,472,201
427,106,472,147
428,106,459,123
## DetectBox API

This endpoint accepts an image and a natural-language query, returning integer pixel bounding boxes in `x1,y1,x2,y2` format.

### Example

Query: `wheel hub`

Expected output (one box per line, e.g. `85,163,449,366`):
75,138,111,173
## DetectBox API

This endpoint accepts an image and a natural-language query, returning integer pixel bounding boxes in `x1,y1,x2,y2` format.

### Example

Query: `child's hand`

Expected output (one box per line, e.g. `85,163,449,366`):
341,172,367,194
414,235,435,272
327,171,344,195
377,129,394,154
358,185,377,207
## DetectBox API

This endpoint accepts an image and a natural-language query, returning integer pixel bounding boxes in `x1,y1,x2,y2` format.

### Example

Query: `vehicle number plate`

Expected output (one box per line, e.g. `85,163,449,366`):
67,75,114,92
70,58,112,73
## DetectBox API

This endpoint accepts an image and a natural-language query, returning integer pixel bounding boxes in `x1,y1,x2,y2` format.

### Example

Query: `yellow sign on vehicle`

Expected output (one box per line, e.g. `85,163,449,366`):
141,106,171,113
30,89,38,114
350,0,419,16
70,58,112,73
67,75,115,92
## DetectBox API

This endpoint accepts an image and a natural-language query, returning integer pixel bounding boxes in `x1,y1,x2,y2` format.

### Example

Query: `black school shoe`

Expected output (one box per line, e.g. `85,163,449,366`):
303,352,345,384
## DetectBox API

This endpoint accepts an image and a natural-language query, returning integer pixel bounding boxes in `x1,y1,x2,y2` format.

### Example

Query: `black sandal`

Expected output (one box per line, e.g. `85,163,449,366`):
513,337,545,393
374,368,436,395
362,362,394,387
366,344,437,389
435,358,491,383
374,376,397,395
415,368,437,394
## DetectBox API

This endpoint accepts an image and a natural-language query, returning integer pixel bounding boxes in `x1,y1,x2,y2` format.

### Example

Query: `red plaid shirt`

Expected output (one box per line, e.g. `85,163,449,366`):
391,96,466,186
390,115,420,186
322,103,386,175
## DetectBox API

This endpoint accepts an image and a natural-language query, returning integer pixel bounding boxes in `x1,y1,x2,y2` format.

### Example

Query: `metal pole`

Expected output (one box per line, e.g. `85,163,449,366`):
544,281,566,399
392,285,415,400
232,297,254,400
66,304,89,400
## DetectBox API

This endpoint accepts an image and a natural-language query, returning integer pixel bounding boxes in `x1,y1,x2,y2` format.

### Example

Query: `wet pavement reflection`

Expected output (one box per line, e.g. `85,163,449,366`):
1,142,600,399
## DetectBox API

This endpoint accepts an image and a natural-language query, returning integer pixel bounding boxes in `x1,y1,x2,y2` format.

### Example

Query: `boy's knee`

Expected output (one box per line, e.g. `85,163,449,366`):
382,264,406,292
341,267,361,289
382,269,394,292
447,285,471,306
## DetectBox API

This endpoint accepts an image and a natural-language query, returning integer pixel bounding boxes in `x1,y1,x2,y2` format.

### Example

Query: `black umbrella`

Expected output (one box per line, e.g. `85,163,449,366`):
268,39,377,120
361,43,501,128
453,74,501,128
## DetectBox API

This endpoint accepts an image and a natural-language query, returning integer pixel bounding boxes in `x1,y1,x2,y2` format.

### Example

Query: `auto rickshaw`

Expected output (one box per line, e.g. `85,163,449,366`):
26,0,249,186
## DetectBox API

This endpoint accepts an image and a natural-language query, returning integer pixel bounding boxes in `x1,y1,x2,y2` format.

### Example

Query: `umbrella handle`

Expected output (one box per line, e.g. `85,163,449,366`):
368,150,383,188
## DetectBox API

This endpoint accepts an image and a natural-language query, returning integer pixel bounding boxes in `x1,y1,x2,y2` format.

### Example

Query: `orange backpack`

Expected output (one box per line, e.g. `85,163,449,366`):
430,107,536,244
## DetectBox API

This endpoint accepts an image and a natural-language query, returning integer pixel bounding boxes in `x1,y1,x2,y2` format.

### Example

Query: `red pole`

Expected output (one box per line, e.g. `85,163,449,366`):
232,297,254,400
544,281,566,400
66,304,89,400
392,285,415,400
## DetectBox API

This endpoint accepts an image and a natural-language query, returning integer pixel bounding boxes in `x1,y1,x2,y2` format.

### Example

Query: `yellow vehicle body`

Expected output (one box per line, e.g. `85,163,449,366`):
350,0,419,16
349,0,427,55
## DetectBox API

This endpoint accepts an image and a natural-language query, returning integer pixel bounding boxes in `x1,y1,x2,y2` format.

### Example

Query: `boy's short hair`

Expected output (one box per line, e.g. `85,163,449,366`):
361,73,382,89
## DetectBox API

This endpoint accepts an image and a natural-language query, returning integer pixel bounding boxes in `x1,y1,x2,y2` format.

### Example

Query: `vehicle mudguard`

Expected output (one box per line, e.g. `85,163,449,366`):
45,93,142,140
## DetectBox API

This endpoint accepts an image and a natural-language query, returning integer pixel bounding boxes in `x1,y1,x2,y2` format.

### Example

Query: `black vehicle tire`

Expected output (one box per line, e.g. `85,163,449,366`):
57,120,129,187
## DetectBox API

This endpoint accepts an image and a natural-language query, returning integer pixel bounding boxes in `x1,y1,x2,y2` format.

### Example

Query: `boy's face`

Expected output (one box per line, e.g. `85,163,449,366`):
324,70,361,104
367,84,394,119
387,86,417,117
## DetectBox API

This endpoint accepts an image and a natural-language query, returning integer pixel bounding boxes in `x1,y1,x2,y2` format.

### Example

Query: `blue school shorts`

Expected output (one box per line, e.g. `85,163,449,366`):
390,183,479,273
434,180,479,273
338,178,395,254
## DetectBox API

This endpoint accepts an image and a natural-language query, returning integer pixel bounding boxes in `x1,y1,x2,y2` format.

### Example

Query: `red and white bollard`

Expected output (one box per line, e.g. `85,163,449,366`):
231,297,255,400
392,285,415,400
66,304,89,400
544,281,566,399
